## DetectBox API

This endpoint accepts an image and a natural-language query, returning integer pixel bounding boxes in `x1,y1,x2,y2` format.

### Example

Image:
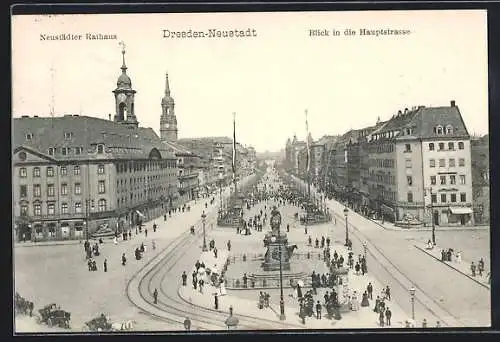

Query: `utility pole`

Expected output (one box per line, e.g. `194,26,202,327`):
425,187,436,245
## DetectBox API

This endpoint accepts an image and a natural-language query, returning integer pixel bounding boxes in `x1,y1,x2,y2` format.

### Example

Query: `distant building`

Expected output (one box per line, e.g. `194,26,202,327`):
471,134,489,224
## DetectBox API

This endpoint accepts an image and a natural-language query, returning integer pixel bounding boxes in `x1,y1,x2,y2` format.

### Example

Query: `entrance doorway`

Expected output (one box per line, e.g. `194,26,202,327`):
433,211,440,226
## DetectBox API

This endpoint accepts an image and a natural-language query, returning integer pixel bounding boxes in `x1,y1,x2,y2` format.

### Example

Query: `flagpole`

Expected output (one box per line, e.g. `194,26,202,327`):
232,112,237,195
305,109,311,200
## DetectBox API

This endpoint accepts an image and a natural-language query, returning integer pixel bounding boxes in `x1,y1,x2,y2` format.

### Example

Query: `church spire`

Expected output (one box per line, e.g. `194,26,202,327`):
165,72,170,96
119,41,127,72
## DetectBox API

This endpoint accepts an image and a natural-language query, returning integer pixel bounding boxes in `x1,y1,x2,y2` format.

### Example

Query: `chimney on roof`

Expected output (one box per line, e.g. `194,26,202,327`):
109,113,112,121
21,115,29,118
404,108,408,114
397,110,402,116
450,100,456,107
34,115,38,118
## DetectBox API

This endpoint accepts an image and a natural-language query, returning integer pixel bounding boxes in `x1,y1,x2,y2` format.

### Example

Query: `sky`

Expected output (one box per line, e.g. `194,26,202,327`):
12,10,489,153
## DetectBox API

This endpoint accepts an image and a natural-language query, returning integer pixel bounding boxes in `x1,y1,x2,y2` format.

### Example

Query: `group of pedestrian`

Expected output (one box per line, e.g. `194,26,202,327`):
471,257,486,277
258,291,270,309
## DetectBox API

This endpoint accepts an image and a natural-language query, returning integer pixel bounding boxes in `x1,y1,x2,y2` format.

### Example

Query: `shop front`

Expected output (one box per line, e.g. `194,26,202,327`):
448,207,474,226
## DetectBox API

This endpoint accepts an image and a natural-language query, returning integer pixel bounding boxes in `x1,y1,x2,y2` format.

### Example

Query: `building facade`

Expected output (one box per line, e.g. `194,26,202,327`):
471,134,490,224
12,49,179,242
366,101,473,226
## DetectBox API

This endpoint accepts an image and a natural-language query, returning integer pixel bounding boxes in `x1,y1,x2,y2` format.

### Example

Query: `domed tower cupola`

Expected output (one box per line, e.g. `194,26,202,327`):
112,42,138,127
160,72,178,142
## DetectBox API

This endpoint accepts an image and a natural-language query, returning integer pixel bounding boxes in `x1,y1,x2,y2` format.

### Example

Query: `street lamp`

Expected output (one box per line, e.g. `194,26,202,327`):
271,233,286,320
201,211,208,251
343,207,349,246
363,241,367,261
409,286,416,320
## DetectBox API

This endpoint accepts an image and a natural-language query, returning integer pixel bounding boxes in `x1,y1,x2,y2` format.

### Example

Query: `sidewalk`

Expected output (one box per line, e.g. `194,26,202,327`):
14,239,83,248
413,244,490,289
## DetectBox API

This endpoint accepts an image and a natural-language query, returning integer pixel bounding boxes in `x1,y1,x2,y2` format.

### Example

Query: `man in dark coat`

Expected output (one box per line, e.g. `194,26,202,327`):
385,307,392,326
367,282,373,300
122,253,127,266
315,301,322,319
214,293,219,310
153,288,158,304
182,271,187,286
103,259,108,272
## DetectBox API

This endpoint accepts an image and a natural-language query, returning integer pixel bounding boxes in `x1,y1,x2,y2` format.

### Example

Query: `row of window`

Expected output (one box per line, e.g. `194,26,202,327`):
47,146,90,156
19,181,106,198
116,160,177,173
407,191,467,203
20,199,108,217
429,141,465,151
430,174,466,186
433,125,454,135
370,159,395,168
429,158,465,168
369,143,395,154
19,165,105,178
26,132,74,141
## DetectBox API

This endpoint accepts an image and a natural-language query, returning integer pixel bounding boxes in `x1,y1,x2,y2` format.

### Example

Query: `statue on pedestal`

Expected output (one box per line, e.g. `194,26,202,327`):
262,206,294,271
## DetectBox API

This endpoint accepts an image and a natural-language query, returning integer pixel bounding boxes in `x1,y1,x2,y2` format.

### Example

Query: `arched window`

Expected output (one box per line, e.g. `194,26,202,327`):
436,125,443,135
98,199,107,212
446,125,453,134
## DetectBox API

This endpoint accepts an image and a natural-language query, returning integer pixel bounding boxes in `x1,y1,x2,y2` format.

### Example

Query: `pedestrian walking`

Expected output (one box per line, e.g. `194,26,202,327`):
199,279,204,293
214,293,219,310
367,282,373,300
355,262,360,275
182,271,187,286
153,223,157,233
128,230,132,239
184,317,191,331
104,259,107,272
471,262,476,277
385,286,391,300
87,259,92,271
145,228,148,237
379,309,385,327
422,318,428,328
385,307,392,326
122,253,127,266
243,273,248,288
153,288,158,304
227,240,231,251
436,321,441,328
478,258,484,276
316,301,322,319
152,240,156,250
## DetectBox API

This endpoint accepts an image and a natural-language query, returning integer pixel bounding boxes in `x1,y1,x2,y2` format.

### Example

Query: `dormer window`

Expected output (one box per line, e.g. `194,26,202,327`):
436,125,443,135
64,132,73,139
48,147,55,156
97,144,104,154
26,133,33,140
446,125,453,134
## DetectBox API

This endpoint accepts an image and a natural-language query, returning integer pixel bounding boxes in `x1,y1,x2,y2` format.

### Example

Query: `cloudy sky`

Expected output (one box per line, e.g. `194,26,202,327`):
12,10,488,152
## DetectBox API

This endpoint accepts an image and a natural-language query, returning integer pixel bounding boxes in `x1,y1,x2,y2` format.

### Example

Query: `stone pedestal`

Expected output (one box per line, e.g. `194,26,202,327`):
262,233,290,271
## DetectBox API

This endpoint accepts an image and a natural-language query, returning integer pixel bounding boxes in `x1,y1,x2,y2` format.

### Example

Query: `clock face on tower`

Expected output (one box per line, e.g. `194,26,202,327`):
117,93,126,102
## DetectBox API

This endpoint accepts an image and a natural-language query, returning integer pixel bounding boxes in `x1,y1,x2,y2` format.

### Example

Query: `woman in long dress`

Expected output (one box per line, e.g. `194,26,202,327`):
351,291,359,311
220,278,227,296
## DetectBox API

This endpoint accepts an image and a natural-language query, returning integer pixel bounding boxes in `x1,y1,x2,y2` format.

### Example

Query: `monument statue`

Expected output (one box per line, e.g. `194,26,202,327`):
262,206,292,271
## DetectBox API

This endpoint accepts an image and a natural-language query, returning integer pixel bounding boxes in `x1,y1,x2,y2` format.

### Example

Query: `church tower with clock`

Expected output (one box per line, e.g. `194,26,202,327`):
112,45,138,127
160,73,178,142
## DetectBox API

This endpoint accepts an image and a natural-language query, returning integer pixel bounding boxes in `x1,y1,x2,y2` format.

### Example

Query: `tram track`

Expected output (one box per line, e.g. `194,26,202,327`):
330,208,467,327
127,182,304,331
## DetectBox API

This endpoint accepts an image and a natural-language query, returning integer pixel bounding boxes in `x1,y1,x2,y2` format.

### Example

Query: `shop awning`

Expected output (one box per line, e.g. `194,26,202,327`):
449,207,473,215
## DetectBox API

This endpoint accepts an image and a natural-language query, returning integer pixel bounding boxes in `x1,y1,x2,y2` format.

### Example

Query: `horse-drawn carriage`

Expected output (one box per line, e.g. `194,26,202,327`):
84,313,113,332
14,292,34,316
38,303,71,328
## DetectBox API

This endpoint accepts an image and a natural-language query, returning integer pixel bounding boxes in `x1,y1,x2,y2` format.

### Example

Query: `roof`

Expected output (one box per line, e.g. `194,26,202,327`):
162,141,197,157
370,103,470,141
13,115,176,160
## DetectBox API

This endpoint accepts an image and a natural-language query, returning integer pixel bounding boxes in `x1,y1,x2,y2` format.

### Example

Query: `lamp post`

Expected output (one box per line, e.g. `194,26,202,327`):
343,207,349,246
272,231,286,320
201,211,208,251
409,286,416,320
425,187,436,246
363,241,367,260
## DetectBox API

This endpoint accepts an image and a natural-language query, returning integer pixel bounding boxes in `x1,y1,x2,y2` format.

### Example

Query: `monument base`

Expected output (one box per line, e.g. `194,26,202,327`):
262,242,291,271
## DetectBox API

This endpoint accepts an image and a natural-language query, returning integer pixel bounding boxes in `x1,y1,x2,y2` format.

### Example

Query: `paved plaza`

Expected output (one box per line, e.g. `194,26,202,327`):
13,170,491,331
